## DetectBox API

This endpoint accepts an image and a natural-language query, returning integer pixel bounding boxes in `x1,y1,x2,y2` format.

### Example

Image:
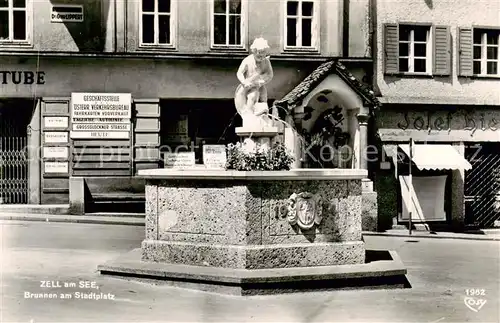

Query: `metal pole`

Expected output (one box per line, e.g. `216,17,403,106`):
409,138,413,235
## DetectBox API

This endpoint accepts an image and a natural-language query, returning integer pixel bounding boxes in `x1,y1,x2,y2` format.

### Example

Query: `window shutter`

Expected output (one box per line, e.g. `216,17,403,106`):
241,0,247,47
458,27,473,77
433,25,451,76
384,24,399,74
313,4,319,49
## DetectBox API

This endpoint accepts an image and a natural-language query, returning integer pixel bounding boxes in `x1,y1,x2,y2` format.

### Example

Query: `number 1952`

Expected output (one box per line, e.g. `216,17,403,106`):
466,289,486,296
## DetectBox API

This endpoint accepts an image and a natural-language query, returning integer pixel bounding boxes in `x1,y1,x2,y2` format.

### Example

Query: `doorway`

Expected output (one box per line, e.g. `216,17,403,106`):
0,99,35,204
465,143,500,228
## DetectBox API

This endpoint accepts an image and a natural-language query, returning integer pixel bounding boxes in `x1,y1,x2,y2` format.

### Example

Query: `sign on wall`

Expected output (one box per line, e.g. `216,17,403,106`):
377,109,500,142
70,93,132,139
51,5,84,23
44,116,68,129
43,147,69,159
44,161,69,174
44,132,68,143
163,152,196,169
0,71,45,85
203,145,227,169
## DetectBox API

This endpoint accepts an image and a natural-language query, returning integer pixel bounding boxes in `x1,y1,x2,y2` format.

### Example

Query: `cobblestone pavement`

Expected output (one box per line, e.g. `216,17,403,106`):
1,220,499,322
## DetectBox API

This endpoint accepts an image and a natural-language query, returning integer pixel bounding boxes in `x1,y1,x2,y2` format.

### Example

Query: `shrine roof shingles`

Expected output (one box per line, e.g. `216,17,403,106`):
273,59,380,111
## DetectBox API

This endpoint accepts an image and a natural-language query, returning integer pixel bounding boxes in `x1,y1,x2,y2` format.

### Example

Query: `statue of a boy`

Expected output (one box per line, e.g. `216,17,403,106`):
234,38,274,126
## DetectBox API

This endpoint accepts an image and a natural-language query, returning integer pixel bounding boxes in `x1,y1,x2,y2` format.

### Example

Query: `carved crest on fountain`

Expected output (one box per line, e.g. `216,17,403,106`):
286,192,323,230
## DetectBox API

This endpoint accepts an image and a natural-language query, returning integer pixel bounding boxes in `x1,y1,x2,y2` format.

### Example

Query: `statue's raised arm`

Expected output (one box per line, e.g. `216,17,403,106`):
234,38,274,127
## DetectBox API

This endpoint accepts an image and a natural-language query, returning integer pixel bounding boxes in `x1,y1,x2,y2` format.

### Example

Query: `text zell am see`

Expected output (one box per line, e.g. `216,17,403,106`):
24,280,116,301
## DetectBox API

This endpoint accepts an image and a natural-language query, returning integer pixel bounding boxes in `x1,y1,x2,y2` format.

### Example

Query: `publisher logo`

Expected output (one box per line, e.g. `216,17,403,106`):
464,297,487,312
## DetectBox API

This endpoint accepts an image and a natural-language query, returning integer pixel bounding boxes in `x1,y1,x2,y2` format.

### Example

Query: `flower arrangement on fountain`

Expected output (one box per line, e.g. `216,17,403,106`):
225,141,295,171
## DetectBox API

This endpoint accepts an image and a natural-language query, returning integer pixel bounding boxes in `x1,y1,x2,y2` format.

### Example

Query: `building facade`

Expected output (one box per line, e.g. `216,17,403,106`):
0,0,378,214
373,0,500,230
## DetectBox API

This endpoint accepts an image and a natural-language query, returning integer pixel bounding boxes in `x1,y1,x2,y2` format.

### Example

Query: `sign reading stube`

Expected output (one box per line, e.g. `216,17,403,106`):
0,71,45,85
70,93,131,139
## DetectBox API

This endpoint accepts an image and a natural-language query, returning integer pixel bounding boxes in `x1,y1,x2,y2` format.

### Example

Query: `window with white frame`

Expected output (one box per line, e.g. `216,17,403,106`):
0,0,27,42
212,0,244,47
285,0,318,50
473,29,500,76
140,0,175,47
398,25,432,73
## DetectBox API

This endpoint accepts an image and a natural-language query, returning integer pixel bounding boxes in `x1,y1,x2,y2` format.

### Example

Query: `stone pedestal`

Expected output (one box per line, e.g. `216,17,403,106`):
141,169,366,269
235,102,281,152
235,126,280,152
98,169,408,295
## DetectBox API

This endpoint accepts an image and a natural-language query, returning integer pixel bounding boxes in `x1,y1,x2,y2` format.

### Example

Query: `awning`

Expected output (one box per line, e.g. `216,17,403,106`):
398,144,472,171
383,144,398,160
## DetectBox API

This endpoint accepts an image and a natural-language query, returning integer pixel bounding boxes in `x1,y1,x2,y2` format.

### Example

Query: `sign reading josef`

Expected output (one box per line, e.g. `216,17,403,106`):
70,93,131,139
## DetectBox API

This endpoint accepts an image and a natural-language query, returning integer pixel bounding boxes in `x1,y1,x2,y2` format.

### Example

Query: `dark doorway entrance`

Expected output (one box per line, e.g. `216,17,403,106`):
0,99,35,204
159,99,239,165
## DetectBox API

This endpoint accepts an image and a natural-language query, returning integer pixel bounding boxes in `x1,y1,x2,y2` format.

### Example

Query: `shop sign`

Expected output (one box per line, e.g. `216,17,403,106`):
51,5,84,22
397,110,499,134
43,147,69,159
72,124,130,131
70,93,132,139
44,132,68,143
44,117,68,129
163,152,196,169
0,71,45,85
44,161,69,174
69,131,129,139
203,145,227,169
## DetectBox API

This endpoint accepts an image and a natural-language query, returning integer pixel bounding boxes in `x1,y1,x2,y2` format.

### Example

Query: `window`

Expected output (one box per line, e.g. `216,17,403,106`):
211,0,245,48
473,29,500,76
284,0,319,50
140,0,176,47
385,24,450,76
0,0,28,43
398,25,432,73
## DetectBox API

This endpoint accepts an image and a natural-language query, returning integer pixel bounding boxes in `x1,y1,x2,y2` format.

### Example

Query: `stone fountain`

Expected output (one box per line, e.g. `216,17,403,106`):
98,39,407,295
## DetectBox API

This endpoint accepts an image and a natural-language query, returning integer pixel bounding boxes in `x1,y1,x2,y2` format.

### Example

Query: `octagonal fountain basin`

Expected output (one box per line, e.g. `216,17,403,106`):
98,168,409,295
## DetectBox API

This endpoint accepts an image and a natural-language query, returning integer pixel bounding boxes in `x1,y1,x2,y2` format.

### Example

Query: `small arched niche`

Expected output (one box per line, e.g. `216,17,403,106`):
294,74,366,169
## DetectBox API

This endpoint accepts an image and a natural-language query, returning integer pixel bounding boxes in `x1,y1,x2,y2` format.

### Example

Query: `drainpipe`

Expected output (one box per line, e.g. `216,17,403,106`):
368,0,379,181
343,0,350,57
114,0,118,52
370,0,380,95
